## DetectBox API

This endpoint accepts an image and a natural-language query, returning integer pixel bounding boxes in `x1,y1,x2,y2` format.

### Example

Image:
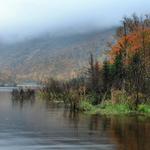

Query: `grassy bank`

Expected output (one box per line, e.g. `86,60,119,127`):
79,100,150,115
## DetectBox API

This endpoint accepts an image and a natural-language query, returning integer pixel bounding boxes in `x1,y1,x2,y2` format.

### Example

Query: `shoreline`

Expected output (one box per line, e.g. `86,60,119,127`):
79,101,150,116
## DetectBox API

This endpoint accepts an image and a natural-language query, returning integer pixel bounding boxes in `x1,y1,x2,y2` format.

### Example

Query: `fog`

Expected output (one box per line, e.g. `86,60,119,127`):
0,0,150,42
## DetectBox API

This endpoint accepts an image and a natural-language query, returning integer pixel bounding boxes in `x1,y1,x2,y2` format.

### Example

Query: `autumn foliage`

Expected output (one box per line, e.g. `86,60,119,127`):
42,14,150,111
107,14,150,107
110,28,150,64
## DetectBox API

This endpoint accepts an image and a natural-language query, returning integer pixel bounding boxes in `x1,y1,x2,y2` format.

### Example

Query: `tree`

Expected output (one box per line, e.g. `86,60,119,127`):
113,50,125,89
108,14,150,106
87,53,103,104
88,53,101,93
128,51,145,107
103,60,110,91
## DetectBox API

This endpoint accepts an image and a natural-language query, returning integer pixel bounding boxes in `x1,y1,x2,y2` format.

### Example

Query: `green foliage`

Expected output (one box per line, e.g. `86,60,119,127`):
109,103,130,113
79,98,150,115
138,104,150,113
97,101,131,114
103,60,110,90
79,100,131,115
112,50,126,89
79,100,93,111
86,92,102,105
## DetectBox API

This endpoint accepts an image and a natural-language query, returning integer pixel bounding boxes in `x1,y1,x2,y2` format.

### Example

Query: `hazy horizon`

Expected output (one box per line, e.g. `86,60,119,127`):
0,0,150,42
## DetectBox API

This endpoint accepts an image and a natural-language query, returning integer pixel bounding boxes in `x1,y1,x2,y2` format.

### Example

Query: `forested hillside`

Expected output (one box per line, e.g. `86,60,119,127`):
0,28,115,82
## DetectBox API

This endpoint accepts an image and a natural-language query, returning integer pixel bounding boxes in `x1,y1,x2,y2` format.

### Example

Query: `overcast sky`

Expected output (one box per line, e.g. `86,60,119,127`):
0,0,150,42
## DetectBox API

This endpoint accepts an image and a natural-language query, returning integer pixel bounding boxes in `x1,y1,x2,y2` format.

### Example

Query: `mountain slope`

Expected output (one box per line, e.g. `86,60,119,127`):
0,28,115,82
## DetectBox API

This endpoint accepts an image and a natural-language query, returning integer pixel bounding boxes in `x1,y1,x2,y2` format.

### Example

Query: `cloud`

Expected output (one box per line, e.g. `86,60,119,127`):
0,0,149,42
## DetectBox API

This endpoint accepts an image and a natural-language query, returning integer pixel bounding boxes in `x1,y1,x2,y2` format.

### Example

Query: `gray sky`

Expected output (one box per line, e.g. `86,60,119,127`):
0,0,150,42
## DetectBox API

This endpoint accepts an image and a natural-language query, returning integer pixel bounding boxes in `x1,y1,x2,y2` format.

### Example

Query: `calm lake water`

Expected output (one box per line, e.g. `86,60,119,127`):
0,89,149,150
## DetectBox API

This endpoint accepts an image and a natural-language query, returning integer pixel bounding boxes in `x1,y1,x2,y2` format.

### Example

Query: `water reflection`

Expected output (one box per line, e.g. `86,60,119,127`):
11,89,35,109
63,109,80,133
0,90,149,150
62,109,150,150
109,116,150,150
44,99,62,110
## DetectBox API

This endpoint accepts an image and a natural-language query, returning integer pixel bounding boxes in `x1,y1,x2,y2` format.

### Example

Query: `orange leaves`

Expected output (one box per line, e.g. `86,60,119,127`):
109,28,150,63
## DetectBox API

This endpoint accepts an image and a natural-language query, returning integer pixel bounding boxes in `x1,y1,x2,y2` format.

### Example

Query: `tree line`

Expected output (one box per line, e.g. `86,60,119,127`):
41,14,150,111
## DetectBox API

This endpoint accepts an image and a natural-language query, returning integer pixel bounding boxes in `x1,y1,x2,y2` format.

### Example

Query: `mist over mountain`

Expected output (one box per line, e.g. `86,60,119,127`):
0,0,149,83
0,0,149,42
0,27,115,82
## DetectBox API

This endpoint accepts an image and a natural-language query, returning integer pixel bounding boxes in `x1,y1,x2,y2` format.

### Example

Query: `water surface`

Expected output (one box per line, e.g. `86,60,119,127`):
0,90,149,150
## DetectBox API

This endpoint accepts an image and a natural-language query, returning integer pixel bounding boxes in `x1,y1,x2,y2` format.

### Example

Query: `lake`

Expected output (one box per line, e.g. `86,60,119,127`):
0,89,149,150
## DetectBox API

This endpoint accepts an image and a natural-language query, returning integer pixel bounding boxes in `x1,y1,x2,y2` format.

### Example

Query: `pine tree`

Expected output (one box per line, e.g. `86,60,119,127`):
128,51,144,107
103,60,110,91
113,50,124,89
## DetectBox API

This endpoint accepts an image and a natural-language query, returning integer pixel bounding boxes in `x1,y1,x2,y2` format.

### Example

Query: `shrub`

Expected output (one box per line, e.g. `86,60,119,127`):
138,104,150,113
79,100,93,111
111,90,128,104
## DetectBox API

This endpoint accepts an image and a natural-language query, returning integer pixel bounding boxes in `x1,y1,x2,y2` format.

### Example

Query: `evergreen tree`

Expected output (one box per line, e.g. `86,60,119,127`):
103,60,110,91
113,50,124,89
128,51,144,107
